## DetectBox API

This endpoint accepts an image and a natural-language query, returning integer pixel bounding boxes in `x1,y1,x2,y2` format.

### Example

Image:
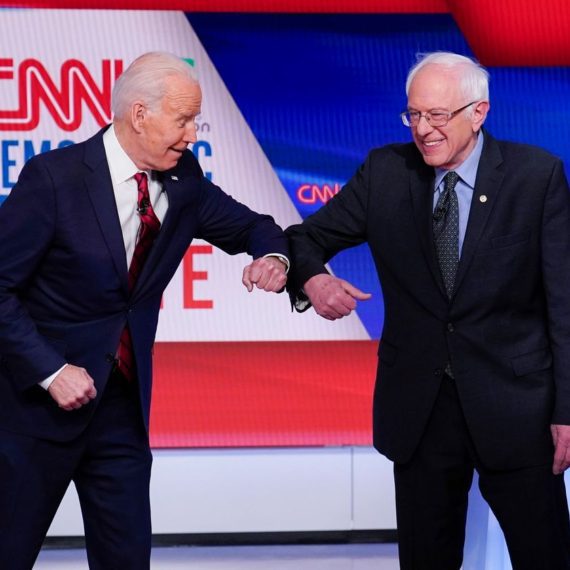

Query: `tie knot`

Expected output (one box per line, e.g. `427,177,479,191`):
444,171,459,192
134,171,148,191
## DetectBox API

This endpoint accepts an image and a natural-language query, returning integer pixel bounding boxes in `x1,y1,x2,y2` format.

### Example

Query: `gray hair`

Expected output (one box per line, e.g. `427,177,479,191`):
112,51,198,119
405,52,490,104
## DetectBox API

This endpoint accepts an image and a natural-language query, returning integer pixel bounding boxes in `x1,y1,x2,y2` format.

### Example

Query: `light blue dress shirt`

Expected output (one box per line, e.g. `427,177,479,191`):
433,131,484,257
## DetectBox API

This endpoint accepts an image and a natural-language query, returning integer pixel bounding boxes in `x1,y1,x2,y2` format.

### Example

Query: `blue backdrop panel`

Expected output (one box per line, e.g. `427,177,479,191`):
189,13,570,339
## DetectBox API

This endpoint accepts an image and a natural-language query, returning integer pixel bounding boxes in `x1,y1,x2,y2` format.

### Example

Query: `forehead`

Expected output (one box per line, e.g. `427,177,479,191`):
408,64,462,108
162,75,202,111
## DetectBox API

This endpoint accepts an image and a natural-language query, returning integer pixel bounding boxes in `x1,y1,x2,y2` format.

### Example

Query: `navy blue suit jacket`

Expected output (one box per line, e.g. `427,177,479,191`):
287,131,570,470
0,127,288,442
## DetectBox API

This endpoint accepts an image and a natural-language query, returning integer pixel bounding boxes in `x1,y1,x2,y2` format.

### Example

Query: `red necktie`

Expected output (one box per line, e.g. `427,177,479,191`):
117,172,161,380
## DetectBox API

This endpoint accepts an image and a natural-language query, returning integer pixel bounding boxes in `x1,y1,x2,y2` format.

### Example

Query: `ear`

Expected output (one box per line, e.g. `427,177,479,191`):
471,100,490,132
131,101,147,133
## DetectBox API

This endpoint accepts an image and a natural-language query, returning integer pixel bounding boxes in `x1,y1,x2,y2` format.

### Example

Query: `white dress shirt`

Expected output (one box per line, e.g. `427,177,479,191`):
103,125,168,266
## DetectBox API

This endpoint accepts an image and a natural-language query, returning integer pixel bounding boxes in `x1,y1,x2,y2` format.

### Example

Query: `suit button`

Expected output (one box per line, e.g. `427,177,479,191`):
105,353,116,363
434,368,443,376
447,323,455,333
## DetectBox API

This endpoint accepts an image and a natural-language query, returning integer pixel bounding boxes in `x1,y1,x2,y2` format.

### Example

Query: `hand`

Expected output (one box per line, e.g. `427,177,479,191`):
242,256,287,293
48,364,97,411
551,424,570,474
304,273,371,320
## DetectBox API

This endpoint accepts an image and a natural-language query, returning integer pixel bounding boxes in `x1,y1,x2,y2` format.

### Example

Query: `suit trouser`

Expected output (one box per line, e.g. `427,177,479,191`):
0,370,152,570
394,374,570,570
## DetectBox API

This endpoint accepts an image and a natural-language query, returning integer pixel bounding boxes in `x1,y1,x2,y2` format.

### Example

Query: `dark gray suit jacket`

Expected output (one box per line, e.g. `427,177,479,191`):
287,131,570,470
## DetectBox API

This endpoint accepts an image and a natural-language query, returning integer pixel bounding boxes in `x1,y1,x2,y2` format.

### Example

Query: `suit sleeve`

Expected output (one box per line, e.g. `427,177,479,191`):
195,175,289,261
0,157,67,389
285,152,373,309
541,159,570,424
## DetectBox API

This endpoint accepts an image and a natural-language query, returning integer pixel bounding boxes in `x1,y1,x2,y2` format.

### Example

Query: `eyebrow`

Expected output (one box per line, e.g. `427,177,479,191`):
407,107,449,112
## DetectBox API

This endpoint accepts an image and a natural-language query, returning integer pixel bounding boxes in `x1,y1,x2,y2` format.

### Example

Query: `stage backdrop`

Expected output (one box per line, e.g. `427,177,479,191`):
0,1,568,448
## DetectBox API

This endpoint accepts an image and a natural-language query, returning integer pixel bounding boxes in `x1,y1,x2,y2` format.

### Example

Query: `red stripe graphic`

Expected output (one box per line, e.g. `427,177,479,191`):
4,0,448,12
6,1,567,65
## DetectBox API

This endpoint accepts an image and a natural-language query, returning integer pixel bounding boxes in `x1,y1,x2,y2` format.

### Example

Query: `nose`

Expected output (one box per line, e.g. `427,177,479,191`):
184,121,198,144
414,114,434,136
415,114,433,136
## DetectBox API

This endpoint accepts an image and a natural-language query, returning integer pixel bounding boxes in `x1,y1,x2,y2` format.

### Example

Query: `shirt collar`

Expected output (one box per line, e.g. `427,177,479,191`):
434,130,484,191
103,124,148,185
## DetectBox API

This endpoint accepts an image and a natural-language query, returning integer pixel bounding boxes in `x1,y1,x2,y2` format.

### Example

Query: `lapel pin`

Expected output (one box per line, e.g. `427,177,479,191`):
171,175,179,181
479,195,488,203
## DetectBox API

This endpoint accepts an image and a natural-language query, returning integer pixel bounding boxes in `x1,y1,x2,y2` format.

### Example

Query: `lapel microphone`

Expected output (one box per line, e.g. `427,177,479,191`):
433,189,451,222
137,198,150,215
433,204,447,222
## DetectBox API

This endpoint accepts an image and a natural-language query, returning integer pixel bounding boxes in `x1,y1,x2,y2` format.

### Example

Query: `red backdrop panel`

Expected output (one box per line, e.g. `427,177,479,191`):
150,340,378,448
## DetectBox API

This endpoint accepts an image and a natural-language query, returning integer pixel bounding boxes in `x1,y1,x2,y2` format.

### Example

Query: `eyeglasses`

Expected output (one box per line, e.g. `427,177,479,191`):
400,101,477,127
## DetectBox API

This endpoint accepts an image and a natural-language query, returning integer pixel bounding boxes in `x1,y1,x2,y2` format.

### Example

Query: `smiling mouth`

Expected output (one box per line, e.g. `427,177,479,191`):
423,139,444,147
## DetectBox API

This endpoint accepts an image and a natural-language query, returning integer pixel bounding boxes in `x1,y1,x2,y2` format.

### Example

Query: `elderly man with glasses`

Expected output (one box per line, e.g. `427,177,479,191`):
286,51,570,570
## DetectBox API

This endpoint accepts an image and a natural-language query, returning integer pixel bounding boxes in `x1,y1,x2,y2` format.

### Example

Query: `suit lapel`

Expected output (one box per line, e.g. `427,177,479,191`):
409,155,445,296
83,129,129,294
454,132,504,294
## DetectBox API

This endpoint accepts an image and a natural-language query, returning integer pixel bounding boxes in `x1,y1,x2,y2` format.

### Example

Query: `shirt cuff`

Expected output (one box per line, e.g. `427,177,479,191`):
263,253,290,273
39,363,68,390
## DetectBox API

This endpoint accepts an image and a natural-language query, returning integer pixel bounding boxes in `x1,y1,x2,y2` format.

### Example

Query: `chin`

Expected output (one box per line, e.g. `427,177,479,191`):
421,155,444,168
162,156,182,170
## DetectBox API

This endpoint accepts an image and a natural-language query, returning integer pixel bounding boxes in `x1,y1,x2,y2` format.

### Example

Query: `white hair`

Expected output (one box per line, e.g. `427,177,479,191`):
405,52,490,106
112,51,198,119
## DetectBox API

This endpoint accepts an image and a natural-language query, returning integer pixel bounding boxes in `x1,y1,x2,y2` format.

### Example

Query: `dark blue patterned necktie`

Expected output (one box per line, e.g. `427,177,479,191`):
433,171,460,299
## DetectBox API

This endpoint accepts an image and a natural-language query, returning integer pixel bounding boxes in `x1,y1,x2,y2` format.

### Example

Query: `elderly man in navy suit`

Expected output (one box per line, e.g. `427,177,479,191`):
287,52,570,569
0,51,288,569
